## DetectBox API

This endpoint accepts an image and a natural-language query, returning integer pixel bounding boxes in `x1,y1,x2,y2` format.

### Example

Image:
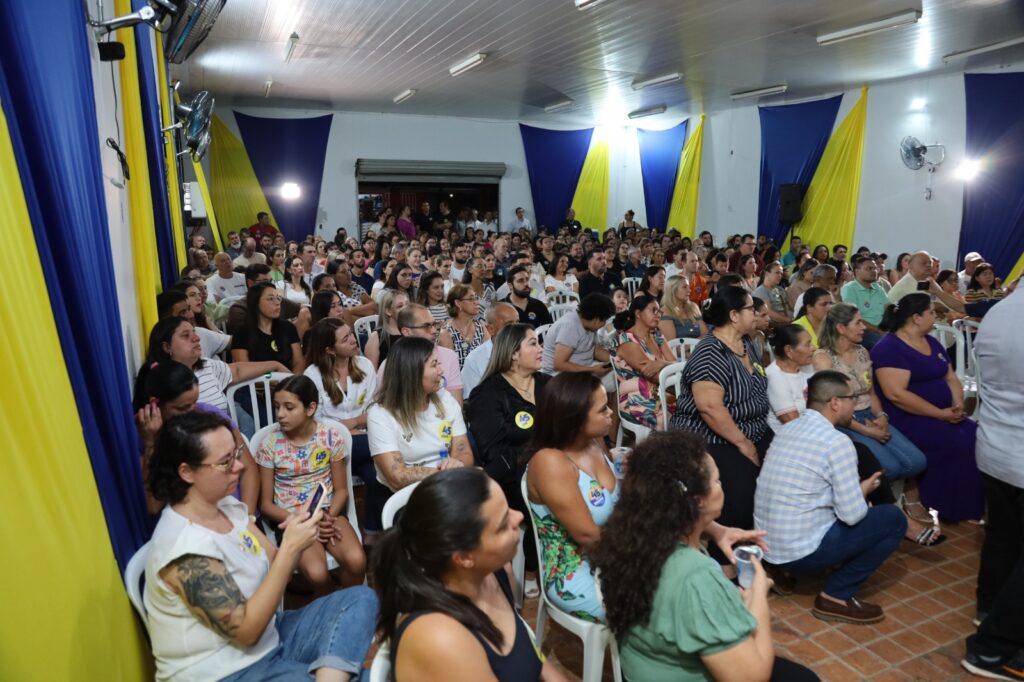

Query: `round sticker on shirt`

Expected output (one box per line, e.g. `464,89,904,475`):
752,362,765,377
356,391,367,407
270,339,279,352
438,421,453,443
312,448,330,469
527,312,536,321
441,374,448,390
514,411,534,429
239,531,261,556
587,479,607,507
862,370,873,388
460,340,470,352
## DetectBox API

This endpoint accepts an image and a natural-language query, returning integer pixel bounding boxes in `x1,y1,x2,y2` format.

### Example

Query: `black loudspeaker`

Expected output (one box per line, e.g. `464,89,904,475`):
779,183,804,224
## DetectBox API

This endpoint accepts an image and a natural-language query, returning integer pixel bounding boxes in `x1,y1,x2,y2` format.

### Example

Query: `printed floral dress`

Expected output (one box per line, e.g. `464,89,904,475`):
612,329,666,429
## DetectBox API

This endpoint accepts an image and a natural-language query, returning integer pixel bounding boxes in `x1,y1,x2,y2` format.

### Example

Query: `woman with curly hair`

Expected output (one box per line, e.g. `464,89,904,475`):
593,431,818,682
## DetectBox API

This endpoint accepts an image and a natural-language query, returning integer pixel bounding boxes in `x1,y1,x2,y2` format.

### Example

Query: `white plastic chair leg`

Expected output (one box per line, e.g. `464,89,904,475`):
610,634,623,682
512,534,526,609
581,626,611,682
534,600,547,646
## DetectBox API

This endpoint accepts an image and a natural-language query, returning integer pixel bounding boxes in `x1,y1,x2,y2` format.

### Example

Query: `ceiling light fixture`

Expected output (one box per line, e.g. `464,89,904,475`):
631,72,681,90
574,0,606,9
283,32,299,63
393,89,417,104
449,53,487,77
943,35,1024,63
816,10,921,46
628,104,667,119
730,83,788,100
264,79,273,98
544,98,575,113
281,182,301,200
909,97,926,111
955,159,981,181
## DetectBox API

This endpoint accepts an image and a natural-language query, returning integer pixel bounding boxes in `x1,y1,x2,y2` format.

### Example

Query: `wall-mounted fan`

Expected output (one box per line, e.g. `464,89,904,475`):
90,0,226,64
162,90,214,161
899,136,946,171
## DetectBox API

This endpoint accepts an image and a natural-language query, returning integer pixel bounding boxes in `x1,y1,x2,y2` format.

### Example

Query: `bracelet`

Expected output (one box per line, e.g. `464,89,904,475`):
874,412,887,419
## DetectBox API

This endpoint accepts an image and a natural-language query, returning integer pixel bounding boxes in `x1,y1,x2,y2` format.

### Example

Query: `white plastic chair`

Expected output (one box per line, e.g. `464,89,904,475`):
251,419,361,545
534,323,552,346
667,337,699,362
657,361,687,431
953,318,981,413
368,640,390,682
622,277,642,297
226,372,294,434
521,474,622,682
930,322,959,351
548,303,577,322
354,315,379,352
124,540,151,626
382,480,422,530
546,290,580,307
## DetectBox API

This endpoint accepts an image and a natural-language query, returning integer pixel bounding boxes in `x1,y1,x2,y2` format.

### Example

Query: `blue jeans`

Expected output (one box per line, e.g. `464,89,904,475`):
778,505,906,599
839,409,928,480
223,586,378,681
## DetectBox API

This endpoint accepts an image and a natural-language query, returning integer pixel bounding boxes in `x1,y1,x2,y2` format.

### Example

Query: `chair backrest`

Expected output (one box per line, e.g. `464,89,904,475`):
546,291,580,307
667,337,699,362
250,418,361,542
548,304,577,322
622,277,642,297
353,315,379,352
382,480,422,530
930,322,959,351
226,372,294,434
953,318,981,382
368,640,391,682
657,361,687,429
534,323,552,346
219,294,245,308
124,540,151,625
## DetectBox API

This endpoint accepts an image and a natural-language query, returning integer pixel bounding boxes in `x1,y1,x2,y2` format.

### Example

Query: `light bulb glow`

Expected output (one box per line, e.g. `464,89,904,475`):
955,159,981,181
281,182,301,199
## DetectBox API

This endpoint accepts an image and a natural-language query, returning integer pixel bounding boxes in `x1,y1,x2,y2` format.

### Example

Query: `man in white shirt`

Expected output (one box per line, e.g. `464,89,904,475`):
449,240,470,285
509,206,533,235
462,303,520,398
963,288,1024,678
232,238,266,268
206,252,247,303
888,250,965,314
958,251,984,295
376,304,464,404
299,242,323,286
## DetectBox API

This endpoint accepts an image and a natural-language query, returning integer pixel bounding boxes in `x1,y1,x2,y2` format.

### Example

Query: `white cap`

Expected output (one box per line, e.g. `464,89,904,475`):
964,251,983,262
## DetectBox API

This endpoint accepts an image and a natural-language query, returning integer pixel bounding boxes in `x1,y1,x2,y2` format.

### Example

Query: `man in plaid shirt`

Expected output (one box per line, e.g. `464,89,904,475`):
754,370,906,625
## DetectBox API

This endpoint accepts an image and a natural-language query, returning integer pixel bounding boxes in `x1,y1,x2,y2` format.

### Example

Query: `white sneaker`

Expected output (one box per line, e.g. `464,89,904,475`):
524,578,540,599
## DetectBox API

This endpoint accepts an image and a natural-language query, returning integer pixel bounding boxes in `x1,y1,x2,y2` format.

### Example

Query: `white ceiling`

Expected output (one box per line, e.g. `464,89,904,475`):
172,0,1024,125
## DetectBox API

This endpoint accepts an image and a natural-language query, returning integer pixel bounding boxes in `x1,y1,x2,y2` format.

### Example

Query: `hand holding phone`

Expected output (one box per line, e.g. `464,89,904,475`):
306,482,326,519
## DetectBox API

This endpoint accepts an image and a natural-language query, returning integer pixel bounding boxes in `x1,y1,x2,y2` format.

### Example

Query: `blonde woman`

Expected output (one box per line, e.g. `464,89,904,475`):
659,275,706,340
364,289,408,369
438,283,490,369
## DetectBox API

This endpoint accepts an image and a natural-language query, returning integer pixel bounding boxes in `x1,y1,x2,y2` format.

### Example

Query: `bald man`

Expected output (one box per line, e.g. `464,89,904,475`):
888,250,964,313
233,238,267,267
462,302,521,398
206,252,247,302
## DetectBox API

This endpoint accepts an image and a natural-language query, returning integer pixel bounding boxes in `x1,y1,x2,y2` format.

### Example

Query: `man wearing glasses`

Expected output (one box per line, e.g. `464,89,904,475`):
755,371,906,625
375,304,464,405
728,233,764,275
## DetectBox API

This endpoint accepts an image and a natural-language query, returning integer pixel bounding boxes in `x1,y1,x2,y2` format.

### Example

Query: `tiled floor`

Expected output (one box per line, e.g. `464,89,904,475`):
524,520,989,681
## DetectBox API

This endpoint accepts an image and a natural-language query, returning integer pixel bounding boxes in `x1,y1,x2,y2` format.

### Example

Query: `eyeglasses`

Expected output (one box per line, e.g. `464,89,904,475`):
199,446,244,471
738,305,755,311
406,322,440,330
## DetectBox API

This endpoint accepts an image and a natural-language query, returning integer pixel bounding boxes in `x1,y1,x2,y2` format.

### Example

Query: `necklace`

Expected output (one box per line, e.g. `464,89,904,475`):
505,373,534,395
716,334,747,358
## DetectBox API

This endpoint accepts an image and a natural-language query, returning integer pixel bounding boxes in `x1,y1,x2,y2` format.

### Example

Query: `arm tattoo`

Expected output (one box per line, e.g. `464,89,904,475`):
387,456,434,487
172,554,246,640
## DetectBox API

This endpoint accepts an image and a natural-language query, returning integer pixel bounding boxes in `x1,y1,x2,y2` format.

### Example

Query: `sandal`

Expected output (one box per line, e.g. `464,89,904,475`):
524,577,540,599
899,493,934,523
907,509,946,547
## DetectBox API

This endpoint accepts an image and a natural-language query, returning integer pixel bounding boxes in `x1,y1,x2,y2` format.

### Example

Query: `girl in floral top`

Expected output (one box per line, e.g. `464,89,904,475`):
257,375,366,593
612,295,675,430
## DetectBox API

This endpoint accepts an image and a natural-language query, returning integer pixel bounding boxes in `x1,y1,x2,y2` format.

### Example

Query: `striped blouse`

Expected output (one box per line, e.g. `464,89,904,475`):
669,334,771,444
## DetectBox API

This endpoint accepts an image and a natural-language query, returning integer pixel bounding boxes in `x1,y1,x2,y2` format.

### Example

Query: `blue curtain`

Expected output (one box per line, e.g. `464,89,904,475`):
959,73,1024,277
519,124,593,233
757,95,841,246
234,112,333,241
131,0,179,288
0,0,150,569
637,121,688,231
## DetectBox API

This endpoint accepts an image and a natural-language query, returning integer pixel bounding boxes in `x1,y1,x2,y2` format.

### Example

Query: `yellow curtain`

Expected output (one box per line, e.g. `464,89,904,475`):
571,135,610,237
116,0,160,349
209,115,278,243
155,36,188,272
1006,251,1024,284
792,88,869,251
192,155,224,252
0,92,151,680
666,114,706,237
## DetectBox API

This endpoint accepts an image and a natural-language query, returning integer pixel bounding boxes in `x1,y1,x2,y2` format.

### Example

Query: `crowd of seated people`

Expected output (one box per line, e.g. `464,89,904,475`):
128,212,1022,680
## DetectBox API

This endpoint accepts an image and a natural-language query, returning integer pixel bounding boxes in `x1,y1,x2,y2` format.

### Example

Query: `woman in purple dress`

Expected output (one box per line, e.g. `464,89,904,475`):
871,293,983,521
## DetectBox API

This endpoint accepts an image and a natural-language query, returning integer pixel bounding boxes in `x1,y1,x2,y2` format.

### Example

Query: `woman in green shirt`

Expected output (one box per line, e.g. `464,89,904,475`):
593,431,819,682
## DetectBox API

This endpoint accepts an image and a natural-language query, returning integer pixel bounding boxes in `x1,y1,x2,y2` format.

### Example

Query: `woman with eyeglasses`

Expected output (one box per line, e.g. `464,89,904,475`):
438,283,490,369
612,294,675,430
144,411,377,681
277,255,312,306
461,256,497,319
231,282,304,374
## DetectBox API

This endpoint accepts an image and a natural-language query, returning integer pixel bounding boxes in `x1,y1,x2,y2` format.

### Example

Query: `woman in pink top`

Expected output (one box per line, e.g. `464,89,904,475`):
397,205,416,240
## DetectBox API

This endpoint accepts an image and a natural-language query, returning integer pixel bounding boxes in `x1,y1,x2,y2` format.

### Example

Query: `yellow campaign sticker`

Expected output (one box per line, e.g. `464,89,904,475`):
356,391,366,407
862,370,873,388
752,362,766,376
438,421,453,443
312,448,331,469
270,339,279,352
514,411,534,429
239,531,261,556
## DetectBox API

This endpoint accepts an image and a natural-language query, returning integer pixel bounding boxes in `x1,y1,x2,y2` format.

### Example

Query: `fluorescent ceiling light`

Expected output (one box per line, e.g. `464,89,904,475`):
544,98,575,113
817,10,921,46
449,53,487,77
628,104,667,119
631,72,681,90
730,83,788,100
393,89,417,104
943,35,1024,63
909,97,926,111
575,0,606,8
281,182,301,200
284,32,299,63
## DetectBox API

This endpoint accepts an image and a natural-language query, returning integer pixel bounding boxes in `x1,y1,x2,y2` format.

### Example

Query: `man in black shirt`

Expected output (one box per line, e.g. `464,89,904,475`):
560,207,583,235
578,249,623,298
504,265,552,328
413,201,433,236
567,241,587,275
432,200,455,236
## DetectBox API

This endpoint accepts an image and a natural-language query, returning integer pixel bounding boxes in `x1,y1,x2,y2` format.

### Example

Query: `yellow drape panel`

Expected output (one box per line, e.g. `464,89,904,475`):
571,136,610,237
210,115,278,242
1006,251,1024,284
0,96,151,680
156,36,187,272
666,114,706,238
792,88,868,251
116,0,160,349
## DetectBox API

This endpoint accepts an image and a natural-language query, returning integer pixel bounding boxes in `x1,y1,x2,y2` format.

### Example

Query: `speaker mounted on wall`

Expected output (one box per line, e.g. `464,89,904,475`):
779,183,804,224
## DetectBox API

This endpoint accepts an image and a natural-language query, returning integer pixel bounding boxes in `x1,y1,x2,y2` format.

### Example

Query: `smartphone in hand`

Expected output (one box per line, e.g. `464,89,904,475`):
306,483,326,519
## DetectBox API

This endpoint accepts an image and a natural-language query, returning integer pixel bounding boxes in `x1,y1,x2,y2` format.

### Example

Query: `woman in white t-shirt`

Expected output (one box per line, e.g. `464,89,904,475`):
367,336,474,515
545,253,579,294
144,411,376,682
765,324,815,433
277,255,312,306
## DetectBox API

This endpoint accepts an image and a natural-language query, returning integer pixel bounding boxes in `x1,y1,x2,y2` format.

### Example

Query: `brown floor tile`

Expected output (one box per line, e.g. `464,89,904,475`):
898,655,946,681
891,628,935,657
781,637,833,665
787,612,833,637
887,602,930,627
845,647,890,677
811,627,861,656
904,593,951,617
915,619,962,647
869,637,916,665
869,669,914,681
812,658,863,682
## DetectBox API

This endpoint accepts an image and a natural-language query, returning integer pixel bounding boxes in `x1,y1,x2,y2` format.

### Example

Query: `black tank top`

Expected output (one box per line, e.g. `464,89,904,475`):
389,571,543,681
